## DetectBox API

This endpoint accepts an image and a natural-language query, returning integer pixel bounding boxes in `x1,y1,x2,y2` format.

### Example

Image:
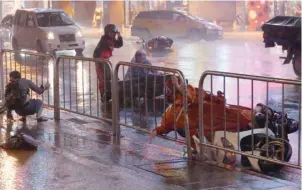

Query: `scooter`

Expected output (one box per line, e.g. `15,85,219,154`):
136,36,173,52
192,103,299,173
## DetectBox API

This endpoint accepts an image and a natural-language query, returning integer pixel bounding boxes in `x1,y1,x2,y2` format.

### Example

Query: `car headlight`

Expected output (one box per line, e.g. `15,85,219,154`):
47,32,55,40
76,31,83,38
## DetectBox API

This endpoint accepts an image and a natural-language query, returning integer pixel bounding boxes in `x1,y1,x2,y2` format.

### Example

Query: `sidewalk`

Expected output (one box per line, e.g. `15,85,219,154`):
81,26,263,40
0,108,300,190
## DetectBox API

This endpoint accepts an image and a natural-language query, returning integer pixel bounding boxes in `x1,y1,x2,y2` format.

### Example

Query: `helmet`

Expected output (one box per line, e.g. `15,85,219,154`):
135,50,146,61
104,24,118,35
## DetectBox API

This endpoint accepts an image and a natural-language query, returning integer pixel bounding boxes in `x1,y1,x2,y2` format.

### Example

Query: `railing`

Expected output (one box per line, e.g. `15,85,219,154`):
0,49,55,107
1,49,301,167
113,61,192,159
53,56,113,122
198,70,301,169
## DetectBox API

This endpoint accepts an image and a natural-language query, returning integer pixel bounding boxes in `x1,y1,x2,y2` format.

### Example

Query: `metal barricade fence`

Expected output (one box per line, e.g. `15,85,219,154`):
0,49,55,107
198,70,301,169
113,61,192,159
53,56,113,123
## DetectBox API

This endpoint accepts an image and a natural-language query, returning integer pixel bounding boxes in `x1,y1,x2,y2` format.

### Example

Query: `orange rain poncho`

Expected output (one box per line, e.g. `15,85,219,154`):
154,84,253,145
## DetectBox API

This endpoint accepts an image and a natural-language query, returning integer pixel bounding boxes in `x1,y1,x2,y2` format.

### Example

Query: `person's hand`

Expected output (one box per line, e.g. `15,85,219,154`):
43,82,50,90
117,32,121,37
149,130,157,143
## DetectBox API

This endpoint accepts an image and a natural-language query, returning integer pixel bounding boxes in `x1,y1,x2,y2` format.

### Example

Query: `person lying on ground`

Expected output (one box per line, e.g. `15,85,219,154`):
5,71,50,122
149,75,252,150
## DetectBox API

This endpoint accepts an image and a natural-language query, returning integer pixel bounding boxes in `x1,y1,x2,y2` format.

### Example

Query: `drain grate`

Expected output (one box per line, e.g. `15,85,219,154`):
67,118,89,125
135,160,188,178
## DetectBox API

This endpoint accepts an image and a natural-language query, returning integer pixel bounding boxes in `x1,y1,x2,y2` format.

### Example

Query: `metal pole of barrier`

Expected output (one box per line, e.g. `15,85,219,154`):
298,89,301,166
198,70,301,169
113,61,120,144
54,57,61,120
199,73,206,161
177,69,192,161
0,51,4,99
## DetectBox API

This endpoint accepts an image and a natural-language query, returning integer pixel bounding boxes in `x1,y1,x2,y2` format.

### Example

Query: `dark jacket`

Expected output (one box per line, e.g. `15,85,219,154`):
93,35,123,59
5,78,45,97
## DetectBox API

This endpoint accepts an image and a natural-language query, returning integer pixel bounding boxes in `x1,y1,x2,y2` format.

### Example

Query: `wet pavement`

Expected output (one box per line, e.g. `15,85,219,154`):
0,32,301,189
0,108,301,190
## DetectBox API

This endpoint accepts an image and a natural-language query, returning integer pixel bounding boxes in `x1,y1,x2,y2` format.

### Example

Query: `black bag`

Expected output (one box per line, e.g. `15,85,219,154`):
0,133,38,150
5,80,27,109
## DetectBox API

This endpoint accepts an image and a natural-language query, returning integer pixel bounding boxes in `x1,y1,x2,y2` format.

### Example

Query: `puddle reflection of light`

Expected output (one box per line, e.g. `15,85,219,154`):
216,45,230,72
0,151,17,190
48,61,54,90
76,61,89,96
177,45,200,83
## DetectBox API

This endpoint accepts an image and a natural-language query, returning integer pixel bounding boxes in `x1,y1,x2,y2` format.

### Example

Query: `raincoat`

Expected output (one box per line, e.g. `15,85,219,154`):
153,83,253,148
124,57,157,80
93,35,123,96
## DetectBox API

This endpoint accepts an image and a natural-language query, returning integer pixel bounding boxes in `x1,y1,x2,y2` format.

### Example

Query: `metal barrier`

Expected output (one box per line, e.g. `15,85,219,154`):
198,70,301,169
0,49,55,107
113,61,192,159
53,56,114,123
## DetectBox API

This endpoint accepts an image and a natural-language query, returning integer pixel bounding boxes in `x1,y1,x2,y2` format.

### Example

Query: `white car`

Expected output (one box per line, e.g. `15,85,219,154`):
12,9,85,54
0,14,14,42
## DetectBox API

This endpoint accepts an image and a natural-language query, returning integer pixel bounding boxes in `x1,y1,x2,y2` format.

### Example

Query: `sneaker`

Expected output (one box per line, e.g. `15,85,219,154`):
37,117,48,122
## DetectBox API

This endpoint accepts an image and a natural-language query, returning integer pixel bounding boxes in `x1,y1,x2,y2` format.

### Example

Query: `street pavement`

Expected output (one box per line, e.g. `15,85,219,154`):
0,109,301,190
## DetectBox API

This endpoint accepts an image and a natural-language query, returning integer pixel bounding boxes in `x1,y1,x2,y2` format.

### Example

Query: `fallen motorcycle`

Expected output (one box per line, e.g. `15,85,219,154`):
137,36,173,52
192,103,299,173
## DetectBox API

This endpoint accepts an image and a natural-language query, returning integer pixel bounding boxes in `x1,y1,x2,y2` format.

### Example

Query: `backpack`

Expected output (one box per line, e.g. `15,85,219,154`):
5,80,27,109
0,133,38,150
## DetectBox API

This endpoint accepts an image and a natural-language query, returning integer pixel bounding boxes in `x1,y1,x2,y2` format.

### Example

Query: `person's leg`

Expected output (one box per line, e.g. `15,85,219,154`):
95,62,104,95
34,99,47,122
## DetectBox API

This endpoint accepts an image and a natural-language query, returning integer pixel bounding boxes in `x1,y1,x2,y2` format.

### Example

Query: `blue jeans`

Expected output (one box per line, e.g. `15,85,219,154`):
15,99,43,117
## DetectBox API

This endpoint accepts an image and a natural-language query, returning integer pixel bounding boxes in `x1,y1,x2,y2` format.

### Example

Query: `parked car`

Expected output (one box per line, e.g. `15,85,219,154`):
12,8,85,54
0,14,14,42
131,10,223,41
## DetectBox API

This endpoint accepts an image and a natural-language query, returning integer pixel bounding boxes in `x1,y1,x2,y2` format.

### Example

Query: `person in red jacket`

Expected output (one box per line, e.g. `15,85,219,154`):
93,24,123,101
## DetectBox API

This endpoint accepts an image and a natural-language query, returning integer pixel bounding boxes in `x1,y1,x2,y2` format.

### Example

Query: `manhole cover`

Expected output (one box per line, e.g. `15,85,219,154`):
67,118,89,125
135,160,188,178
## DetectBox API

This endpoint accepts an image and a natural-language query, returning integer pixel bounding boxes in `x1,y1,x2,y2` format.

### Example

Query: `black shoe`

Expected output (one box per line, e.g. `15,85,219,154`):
37,117,48,122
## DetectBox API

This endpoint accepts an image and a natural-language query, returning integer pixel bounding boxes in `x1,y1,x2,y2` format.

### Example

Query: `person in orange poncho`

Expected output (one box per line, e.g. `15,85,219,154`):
149,75,253,149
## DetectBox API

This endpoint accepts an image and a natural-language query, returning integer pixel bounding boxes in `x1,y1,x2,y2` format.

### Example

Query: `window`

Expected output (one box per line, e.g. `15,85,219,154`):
172,13,187,21
1,15,12,25
26,14,35,27
158,11,173,20
136,11,159,19
18,12,28,26
36,12,74,27
136,12,151,19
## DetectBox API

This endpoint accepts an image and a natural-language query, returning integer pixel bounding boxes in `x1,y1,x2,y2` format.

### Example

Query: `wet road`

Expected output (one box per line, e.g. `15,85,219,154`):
0,33,301,184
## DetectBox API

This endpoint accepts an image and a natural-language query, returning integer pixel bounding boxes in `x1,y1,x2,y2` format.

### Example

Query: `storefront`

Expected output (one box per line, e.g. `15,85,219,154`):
0,0,23,20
